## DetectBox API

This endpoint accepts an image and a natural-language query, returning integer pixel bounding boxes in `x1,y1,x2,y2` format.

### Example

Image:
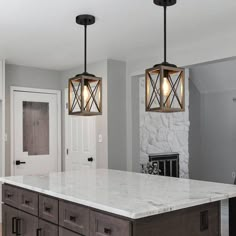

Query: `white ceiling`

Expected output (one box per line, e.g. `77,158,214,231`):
0,0,236,71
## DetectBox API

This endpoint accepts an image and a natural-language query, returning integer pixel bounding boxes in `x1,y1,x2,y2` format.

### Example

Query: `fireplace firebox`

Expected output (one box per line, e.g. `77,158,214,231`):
141,152,179,177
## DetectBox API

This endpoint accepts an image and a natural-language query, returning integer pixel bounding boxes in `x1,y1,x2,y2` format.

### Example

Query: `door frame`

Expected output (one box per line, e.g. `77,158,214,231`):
10,86,62,176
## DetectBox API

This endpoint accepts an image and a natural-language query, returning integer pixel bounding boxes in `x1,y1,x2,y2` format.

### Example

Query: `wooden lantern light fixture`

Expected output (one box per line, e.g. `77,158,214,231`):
68,15,102,116
145,0,185,113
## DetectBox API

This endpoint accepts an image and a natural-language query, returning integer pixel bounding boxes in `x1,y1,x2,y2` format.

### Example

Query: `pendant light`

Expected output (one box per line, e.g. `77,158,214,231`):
68,15,102,116
145,0,185,112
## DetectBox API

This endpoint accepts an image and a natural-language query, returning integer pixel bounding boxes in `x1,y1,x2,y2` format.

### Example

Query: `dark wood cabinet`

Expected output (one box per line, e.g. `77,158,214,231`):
2,204,38,236
2,205,18,236
59,227,79,236
59,200,89,235
18,188,39,216
39,194,59,225
39,219,59,236
18,210,38,236
2,184,18,208
90,210,131,236
1,184,221,236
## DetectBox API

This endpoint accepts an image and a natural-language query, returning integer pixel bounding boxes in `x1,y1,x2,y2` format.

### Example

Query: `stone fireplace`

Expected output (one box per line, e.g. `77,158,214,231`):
139,76,189,178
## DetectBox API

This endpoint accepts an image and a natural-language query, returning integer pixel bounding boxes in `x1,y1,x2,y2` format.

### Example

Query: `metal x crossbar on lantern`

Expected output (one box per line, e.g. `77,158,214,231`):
68,14,102,116
145,0,185,112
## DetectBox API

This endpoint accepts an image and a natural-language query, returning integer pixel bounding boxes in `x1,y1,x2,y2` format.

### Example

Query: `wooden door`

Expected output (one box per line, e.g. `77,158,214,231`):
65,89,96,171
59,227,78,236
38,219,59,236
13,90,60,175
18,210,38,236
2,205,18,236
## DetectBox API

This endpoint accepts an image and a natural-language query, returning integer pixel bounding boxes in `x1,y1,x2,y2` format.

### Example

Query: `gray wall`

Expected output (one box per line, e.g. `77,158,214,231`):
5,64,61,175
189,79,201,180
5,59,128,176
200,91,236,184
131,76,140,172
189,60,236,184
107,60,127,171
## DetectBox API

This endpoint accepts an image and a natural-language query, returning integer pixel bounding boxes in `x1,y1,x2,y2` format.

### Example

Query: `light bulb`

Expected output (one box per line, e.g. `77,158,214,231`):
181,80,183,97
83,85,89,103
162,77,170,96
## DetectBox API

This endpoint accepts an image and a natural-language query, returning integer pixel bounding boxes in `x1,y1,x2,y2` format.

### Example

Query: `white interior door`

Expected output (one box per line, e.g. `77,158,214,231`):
65,89,96,171
13,90,60,176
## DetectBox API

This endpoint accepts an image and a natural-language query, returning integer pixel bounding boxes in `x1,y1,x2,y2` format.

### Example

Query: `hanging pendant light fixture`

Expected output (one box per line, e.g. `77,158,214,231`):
145,0,185,113
68,14,102,116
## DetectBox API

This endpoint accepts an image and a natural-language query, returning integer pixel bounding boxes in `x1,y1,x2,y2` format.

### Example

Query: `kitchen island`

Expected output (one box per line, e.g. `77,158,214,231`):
1,168,236,236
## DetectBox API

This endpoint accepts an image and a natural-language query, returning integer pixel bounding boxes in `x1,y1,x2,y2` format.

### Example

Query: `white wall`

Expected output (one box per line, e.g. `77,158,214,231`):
139,73,190,178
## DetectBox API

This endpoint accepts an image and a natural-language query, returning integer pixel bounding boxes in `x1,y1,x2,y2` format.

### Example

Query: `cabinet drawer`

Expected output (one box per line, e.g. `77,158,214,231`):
39,194,59,224
90,211,131,236
18,188,38,216
39,219,59,236
2,184,18,208
59,227,78,236
59,200,89,235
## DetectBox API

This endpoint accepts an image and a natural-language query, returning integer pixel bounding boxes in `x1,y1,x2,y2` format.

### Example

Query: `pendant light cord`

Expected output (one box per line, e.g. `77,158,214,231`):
164,6,167,64
84,24,87,74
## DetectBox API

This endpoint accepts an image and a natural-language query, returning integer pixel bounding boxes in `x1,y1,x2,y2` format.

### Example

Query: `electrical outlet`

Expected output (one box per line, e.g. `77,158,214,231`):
232,172,236,179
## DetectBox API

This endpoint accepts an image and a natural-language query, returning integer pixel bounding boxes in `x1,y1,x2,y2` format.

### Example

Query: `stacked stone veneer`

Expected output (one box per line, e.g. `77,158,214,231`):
139,73,190,178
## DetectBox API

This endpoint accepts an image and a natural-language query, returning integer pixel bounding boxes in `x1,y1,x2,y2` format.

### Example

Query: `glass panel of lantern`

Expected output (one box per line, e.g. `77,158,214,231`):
69,75,102,116
145,65,185,112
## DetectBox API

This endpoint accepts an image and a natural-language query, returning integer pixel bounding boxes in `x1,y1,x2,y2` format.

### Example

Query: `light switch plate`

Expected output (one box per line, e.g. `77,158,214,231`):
98,134,103,143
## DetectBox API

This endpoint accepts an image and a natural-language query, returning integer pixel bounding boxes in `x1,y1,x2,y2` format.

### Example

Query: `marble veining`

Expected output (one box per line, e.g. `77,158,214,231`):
1,168,236,219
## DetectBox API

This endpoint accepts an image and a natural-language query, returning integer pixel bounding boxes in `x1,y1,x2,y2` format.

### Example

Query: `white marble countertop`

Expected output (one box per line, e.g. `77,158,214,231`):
1,168,236,219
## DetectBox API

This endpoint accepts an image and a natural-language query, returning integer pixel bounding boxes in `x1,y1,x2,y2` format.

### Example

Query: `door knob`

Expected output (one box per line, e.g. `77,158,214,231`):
16,160,26,166
88,157,93,162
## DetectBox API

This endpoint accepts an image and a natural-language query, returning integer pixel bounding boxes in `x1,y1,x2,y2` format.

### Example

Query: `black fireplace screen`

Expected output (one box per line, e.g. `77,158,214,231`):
141,153,179,178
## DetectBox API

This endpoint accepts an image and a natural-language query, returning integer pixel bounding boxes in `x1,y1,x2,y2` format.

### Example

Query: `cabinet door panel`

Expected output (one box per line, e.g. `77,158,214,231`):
39,219,59,236
59,227,78,236
18,210,38,236
2,204,18,236
90,211,131,236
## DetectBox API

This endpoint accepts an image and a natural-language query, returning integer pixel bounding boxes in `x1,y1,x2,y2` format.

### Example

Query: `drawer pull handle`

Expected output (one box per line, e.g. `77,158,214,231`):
12,217,17,234
16,218,22,235
45,207,51,213
104,228,112,235
69,216,76,222
7,193,13,198
200,210,209,231
24,200,30,205
36,228,42,236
